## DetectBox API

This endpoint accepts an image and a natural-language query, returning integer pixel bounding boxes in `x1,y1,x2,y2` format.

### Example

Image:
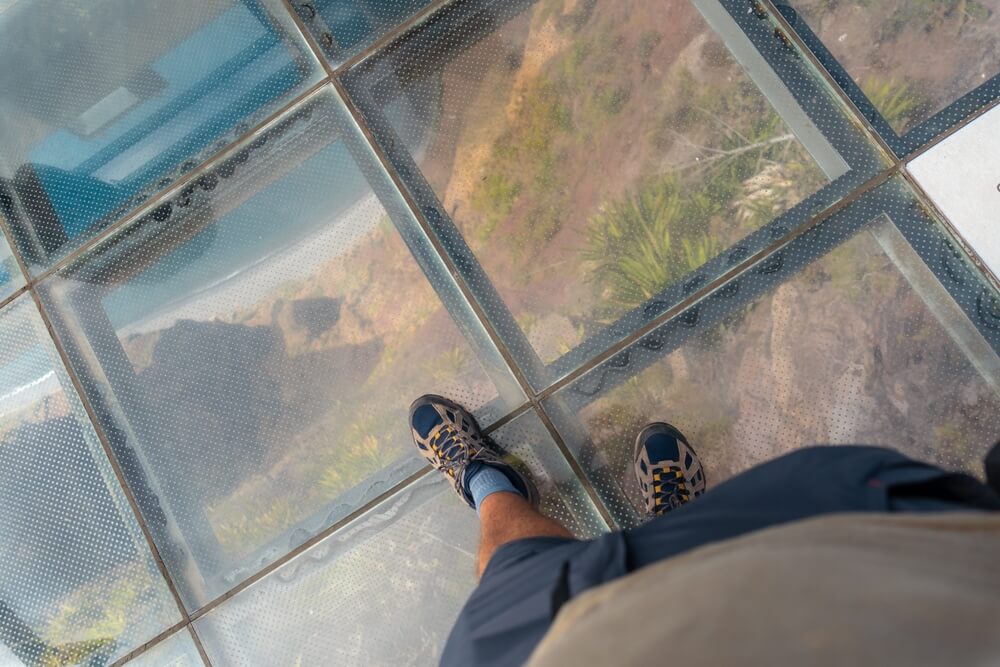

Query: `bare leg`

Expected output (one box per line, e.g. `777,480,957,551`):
476,492,573,577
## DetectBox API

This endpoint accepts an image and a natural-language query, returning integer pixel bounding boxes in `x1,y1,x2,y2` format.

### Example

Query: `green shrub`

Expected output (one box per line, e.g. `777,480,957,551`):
861,76,927,132
583,177,721,315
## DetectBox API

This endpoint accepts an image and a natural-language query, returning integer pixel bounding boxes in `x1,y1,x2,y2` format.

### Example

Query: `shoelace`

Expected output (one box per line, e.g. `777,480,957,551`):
428,425,475,479
650,464,690,514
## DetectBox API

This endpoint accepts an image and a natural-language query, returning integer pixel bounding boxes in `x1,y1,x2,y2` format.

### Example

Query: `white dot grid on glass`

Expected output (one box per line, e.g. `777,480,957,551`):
195,474,480,666
36,85,520,608
543,177,1000,528
0,0,324,272
0,294,179,664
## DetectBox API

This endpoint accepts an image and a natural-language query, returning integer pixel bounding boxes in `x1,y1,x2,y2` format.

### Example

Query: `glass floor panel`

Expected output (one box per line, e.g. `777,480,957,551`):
0,295,179,665
38,87,522,607
197,409,603,666
344,0,885,387
123,628,204,667
544,178,1000,527
0,0,323,271
780,0,1000,141
196,474,480,667
0,231,23,300
2,0,1000,664
292,0,434,66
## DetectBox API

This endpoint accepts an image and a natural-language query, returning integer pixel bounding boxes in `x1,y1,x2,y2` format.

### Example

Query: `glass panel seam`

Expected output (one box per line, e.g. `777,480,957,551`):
900,169,1000,294
278,0,338,77
186,467,434,623
482,401,534,435
534,168,900,404
0,214,202,661
278,1,548,396
762,0,1000,162
280,0,548,396
109,621,191,667
187,625,213,667
336,0,460,73
757,0,899,162
329,76,542,398
0,284,28,312
532,405,618,530
29,292,193,614
905,96,1000,164
25,78,332,288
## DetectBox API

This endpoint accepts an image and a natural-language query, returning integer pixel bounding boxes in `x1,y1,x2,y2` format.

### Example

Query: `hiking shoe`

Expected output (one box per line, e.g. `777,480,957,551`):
409,394,539,509
634,422,706,517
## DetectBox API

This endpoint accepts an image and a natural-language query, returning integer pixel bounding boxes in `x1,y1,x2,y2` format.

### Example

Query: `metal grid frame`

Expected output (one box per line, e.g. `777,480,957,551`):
771,0,1000,159
0,0,997,663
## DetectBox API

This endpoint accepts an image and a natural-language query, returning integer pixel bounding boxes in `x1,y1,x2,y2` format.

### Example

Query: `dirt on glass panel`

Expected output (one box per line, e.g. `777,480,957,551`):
791,0,1000,133
410,0,828,363
574,226,1000,518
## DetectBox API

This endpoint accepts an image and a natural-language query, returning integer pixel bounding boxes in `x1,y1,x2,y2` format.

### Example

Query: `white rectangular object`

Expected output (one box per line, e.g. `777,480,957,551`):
908,104,1000,282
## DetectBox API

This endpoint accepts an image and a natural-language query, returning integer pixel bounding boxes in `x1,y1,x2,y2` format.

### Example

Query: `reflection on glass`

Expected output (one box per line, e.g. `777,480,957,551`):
350,0,831,364
0,296,178,665
548,216,1000,526
0,0,322,269
492,409,607,537
788,0,1000,133
197,475,480,666
294,0,433,64
0,231,23,300
40,88,520,606
124,628,203,667
198,410,602,665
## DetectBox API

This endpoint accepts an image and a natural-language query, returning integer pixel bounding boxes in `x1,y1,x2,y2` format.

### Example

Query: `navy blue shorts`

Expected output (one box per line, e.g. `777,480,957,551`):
440,445,1000,667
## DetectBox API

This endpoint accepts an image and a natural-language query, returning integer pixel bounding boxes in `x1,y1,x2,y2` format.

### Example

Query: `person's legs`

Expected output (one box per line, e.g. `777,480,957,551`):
476,492,572,576
421,398,1000,667
409,394,575,577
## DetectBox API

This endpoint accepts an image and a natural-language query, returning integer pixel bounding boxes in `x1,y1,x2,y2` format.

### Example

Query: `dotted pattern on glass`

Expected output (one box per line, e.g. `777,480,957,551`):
195,474,481,667
0,0,324,271
780,0,1000,136
0,229,24,300
37,86,521,608
0,295,179,665
544,177,1000,527
489,408,608,538
341,0,887,389
194,408,606,667
123,628,204,667
289,0,435,66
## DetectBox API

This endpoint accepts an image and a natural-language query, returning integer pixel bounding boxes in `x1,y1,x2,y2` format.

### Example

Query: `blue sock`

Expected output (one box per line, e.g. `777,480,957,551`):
464,462,522,515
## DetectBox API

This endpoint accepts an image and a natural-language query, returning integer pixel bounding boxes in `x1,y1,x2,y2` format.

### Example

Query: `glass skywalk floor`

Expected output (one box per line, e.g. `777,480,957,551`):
0,0,998,665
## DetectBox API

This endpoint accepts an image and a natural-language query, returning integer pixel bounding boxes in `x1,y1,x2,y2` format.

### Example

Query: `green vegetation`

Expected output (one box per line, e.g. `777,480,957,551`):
469,76,570,246
583,67,823,319
41,563,164,666
471,173,520,241
861,76,927,133
582,177,721,315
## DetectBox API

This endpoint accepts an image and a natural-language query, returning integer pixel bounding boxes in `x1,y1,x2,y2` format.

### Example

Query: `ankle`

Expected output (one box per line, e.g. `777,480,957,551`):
465,463,525,515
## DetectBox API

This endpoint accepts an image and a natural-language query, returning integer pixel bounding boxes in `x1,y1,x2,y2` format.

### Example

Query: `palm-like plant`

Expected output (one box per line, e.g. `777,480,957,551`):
862,76,927,133
584,177,720,316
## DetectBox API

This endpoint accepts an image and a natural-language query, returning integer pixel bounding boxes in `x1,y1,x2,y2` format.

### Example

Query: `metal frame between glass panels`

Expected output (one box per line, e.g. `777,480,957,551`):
770,0,1000,159
0,0,999,663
